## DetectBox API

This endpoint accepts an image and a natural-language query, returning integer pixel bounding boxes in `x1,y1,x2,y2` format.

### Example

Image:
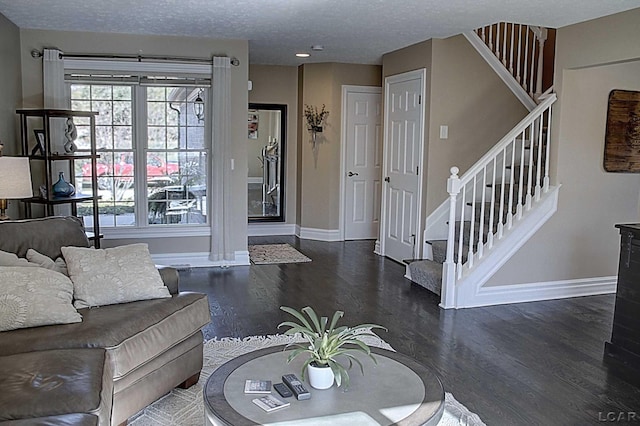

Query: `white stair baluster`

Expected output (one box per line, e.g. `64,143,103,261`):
457,184,467,279
509,23,515,73
517,130,526,219
543,105,552,192
468,176,477,267
507,140,516,230
523,27,530,92
497,147,507,239
516,24,523,84
502,23,508,65
478,166,487,259
487,158,497,248
526,122,535,210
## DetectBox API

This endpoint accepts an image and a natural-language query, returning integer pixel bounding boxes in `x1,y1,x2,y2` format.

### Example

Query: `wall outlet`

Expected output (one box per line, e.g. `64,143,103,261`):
440,125,449,139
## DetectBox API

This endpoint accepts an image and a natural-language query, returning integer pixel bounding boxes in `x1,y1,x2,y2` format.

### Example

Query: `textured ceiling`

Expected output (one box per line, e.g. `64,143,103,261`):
0,0,638,66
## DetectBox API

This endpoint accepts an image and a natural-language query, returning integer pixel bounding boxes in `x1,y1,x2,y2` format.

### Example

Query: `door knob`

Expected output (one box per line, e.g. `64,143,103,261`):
384,176,390,182
348,171,359,177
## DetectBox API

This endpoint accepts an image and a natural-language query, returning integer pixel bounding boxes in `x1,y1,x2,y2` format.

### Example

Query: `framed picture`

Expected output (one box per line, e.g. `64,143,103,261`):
248,111,259,139
32,130,45,155
604,90,640,172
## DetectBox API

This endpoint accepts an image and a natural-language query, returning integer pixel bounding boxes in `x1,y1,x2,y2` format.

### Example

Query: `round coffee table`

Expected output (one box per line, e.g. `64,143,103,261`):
204,345,444,425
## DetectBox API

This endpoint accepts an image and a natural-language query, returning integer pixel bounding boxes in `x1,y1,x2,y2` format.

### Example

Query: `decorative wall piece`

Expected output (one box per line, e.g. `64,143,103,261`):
248,111,259,139
63,118,78,153
304,104,329,149
604,89,640,172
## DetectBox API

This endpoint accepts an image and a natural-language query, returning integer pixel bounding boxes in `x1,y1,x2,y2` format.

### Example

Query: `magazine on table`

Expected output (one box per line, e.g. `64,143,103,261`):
252,394,290,412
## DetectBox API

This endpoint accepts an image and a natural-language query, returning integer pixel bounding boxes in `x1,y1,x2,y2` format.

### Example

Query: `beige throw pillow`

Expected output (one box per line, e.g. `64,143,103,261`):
0,266,82,332
62,243,171,309
26,249,68,276
0,250,37,268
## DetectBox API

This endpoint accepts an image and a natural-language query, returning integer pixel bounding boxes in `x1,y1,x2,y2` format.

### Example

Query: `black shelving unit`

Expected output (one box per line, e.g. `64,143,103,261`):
17,109,102,248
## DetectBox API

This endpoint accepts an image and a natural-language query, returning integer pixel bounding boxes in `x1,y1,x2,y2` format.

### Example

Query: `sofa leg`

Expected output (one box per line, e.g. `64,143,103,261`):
177,371,200,389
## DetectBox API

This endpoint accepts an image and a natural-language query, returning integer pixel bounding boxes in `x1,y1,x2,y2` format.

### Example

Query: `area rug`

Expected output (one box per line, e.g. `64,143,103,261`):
248,244,312,265
129,334,486,426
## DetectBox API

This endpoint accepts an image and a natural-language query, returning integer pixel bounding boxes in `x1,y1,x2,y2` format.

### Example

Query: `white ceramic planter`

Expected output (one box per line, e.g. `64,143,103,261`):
306,363,334,389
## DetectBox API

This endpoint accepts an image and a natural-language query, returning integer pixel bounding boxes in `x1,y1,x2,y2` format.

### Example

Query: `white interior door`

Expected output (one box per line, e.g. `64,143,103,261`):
381,70,425,263
343,87,382,240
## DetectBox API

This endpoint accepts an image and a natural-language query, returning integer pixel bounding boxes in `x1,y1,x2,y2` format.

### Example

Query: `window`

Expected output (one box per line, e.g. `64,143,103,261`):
69,79,209,229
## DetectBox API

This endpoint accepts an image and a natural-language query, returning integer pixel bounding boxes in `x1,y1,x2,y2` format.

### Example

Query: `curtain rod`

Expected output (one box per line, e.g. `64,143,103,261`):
30,49,240,66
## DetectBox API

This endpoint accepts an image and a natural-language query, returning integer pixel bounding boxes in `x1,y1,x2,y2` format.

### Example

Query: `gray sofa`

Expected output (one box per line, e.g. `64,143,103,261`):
0,216,211,425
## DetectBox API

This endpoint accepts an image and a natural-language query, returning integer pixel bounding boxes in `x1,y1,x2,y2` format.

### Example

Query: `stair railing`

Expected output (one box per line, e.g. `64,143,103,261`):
475,23,548,101
441,93,556,308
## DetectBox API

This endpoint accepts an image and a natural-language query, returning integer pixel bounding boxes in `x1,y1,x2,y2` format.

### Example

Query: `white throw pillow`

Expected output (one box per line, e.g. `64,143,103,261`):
26,249,68,276
0,266,82,332
0,250,37,268
62,243,171,309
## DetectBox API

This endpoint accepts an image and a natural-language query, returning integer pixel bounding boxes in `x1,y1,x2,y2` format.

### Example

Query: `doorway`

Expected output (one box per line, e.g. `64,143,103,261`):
380,69,426,263
340,85,382,240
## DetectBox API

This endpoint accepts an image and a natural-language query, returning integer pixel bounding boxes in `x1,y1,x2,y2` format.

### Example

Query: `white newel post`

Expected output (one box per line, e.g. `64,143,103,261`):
441,167,460,309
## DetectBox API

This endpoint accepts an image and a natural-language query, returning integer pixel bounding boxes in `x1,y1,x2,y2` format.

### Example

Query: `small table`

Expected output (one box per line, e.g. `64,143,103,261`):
204,345,444,426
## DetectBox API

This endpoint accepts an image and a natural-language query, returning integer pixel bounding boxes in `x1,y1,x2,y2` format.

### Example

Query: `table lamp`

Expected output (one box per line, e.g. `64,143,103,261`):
0,145,33,220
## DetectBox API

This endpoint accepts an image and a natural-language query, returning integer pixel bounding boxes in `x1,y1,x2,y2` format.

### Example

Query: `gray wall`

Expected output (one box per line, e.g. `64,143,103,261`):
248,64,298,226
298,63,382,231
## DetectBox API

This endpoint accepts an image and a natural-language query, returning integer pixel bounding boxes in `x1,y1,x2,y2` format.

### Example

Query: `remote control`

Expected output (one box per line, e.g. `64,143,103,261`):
282,374,311,400
273,382,293,398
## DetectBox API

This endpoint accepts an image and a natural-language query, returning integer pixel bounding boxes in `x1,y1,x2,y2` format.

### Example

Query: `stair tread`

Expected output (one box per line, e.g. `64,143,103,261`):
408,259,442,296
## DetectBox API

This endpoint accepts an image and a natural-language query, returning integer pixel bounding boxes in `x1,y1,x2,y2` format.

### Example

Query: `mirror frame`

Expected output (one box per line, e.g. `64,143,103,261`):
248,103,287,223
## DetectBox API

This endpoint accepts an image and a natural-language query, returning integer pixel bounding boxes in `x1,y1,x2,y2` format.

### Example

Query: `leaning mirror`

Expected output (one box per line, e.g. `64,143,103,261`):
248,103,286,222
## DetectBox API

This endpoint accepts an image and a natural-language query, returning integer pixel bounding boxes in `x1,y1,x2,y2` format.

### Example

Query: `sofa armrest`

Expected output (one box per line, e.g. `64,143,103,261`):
158,267,179,295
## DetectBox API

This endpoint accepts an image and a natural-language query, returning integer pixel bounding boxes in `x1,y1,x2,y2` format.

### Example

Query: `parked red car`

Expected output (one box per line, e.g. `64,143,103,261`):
82,153,179,183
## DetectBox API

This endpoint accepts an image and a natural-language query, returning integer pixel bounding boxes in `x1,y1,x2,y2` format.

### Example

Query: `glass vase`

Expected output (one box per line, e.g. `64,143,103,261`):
52,172,76,197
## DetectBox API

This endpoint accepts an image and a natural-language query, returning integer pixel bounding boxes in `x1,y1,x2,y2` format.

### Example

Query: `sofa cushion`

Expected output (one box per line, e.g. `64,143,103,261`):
0,292,210,380
0,249,68,275
26,249,68,275
0,216,89,259
62,243,171,309
0,348,112,424
0,267,82,332
0,250,38,267
0,413,99,425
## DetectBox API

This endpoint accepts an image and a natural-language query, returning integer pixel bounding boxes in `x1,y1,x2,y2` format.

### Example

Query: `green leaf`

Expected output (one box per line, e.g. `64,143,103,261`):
280,306,314,331
327,310,344,333
301,306,323,333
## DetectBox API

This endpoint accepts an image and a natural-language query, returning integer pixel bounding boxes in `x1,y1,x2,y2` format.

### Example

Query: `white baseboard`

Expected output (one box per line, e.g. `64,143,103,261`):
152,250,250,268
455,276,617,309
248,223,296,236
296,226,341,242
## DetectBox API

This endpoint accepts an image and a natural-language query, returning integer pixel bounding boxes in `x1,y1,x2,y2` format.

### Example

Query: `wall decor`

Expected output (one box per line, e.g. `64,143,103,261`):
248,111,259,139
32,130,45,155
604,89,640,172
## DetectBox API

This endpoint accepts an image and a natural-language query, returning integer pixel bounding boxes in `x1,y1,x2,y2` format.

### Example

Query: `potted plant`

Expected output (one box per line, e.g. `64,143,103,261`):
278,305,387,389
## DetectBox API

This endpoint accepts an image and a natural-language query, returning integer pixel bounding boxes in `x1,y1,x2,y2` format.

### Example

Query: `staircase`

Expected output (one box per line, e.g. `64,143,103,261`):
406,22,559,309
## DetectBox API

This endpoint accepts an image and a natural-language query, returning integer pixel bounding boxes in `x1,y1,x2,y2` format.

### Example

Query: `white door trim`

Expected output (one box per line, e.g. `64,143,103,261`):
380,69,427,260
339,85,383,241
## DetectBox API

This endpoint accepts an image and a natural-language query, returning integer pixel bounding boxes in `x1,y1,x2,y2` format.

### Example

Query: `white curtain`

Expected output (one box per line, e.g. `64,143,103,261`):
43,48,68,154
209,57,234,262
43,48,72,216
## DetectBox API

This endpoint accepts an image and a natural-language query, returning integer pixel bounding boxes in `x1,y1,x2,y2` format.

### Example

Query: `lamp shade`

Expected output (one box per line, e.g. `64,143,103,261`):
0,157,33,199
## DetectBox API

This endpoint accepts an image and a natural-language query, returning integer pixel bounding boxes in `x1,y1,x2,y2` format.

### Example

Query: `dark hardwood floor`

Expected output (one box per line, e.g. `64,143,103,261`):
180,236,640,425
